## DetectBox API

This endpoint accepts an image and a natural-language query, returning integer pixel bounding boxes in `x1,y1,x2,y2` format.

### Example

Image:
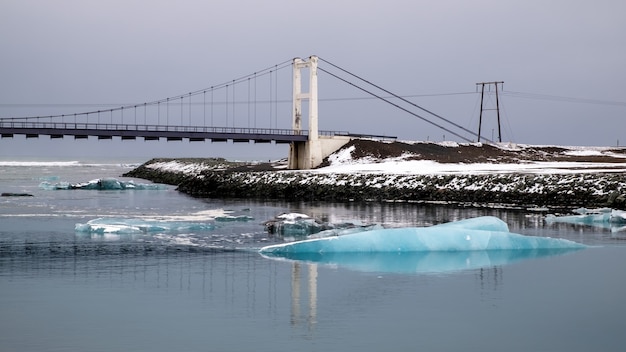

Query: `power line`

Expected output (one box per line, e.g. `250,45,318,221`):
501,91,626,107
0,92,477,109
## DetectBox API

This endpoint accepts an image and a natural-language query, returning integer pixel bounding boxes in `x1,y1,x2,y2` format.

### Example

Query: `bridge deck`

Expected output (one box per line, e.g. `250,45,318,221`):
0,122,325,143
1,121,396,143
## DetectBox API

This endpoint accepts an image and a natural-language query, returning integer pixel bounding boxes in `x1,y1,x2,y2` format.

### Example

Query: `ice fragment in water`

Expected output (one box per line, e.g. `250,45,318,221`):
39,178,166,190
214,215,255,222
545,208,626,232
75,218,214,234
264,212,376,237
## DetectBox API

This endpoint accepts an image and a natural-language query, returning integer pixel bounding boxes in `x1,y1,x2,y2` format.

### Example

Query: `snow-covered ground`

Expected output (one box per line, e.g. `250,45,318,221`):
316,143,626,175
318,158,626,175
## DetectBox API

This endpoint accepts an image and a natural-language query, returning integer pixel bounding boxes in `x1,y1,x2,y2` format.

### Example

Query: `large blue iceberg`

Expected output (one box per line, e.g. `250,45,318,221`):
259,216,585,274
259,216,585,255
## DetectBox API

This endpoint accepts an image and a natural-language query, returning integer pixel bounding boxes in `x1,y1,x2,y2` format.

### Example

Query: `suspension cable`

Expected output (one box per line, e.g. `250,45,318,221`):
317,66,474,143
318,57,489,142
2,59,293,122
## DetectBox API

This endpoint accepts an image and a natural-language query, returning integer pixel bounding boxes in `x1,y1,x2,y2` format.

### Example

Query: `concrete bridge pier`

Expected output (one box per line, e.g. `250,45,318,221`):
288,136,351,170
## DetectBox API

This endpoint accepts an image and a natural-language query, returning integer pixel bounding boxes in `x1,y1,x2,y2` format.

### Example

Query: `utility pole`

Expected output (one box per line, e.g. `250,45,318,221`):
476,81,504,143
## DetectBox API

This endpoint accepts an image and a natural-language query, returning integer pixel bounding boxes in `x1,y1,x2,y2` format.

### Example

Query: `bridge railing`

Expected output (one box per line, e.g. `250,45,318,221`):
0,120,350,137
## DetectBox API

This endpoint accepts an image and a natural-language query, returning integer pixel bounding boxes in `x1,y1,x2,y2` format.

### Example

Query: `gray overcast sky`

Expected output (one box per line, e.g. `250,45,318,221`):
1,0,625,160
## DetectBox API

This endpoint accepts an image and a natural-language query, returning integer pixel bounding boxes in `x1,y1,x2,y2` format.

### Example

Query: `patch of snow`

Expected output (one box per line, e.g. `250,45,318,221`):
328,145,356,165
563,150,603,156
438,141,460,147
276,213,311,221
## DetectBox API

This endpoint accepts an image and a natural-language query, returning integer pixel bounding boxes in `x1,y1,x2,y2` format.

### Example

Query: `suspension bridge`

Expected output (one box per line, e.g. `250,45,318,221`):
0,55,492,169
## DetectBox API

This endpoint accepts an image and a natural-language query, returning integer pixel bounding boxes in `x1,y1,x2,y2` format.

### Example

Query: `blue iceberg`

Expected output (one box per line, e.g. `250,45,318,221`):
259,216,585,274
259,216,585,255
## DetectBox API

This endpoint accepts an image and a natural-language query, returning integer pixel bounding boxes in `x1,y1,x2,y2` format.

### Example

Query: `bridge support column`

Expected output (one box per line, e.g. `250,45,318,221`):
289,56,323,169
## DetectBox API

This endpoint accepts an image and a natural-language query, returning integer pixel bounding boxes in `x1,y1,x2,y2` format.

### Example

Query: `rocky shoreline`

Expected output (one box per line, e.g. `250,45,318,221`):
123,141,626,211
124,163,626,210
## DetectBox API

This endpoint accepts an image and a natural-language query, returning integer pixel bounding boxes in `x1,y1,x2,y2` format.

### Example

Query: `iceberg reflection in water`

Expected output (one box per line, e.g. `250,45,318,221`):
261,248,583,274
260,216,586,274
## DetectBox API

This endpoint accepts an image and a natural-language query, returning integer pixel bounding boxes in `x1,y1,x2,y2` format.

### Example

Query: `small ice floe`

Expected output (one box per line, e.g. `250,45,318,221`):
39,178,167,190
215,215,255,222
75,217,214,234
545,207,626,232
263,212,376,238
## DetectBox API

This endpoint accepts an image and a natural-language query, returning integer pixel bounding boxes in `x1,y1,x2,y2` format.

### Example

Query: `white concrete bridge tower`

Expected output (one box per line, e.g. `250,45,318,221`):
288,55,349,169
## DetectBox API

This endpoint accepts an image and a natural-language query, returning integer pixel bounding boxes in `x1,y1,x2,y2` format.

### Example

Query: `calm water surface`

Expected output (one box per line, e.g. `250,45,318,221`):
1,158,625,352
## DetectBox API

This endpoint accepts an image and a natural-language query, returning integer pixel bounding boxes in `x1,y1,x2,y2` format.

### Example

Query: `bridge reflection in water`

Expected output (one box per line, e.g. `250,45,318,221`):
290,262,318,332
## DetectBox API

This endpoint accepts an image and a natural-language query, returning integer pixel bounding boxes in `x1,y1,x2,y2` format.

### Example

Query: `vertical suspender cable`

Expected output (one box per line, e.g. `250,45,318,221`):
248,77,251,128
254,73,257,128
269,70,273,128
274,65,278,128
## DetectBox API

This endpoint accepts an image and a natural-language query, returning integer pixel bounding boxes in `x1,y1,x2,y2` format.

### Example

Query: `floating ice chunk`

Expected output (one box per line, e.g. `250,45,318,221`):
259,216,585,255
572,207,613,215
214,215,255,222
264,213,329,236
276,213,311,221
37,176,60,182
307,224,385,239
75,218,214,234
39,181,71,190
264,212,376,237
545,208,626,227
39,178,167,190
